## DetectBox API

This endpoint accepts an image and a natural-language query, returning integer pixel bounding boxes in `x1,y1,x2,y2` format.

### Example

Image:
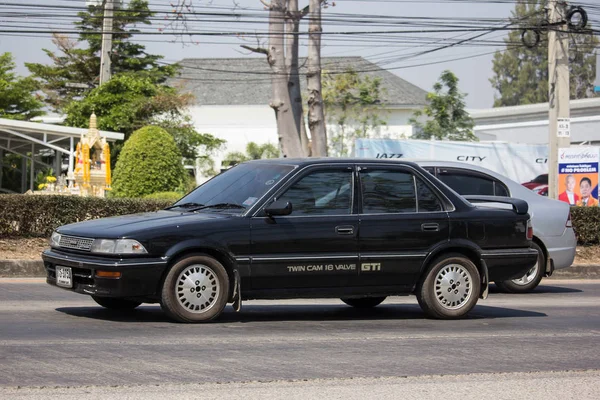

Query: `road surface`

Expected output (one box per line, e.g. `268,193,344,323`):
1,279,599,398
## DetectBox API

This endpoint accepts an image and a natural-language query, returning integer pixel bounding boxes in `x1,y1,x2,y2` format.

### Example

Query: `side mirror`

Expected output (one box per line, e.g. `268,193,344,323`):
264,200,292,217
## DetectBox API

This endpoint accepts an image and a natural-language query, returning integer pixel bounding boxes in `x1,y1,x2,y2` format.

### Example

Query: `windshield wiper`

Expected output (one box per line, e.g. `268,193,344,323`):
164,202,204,210
189,203,246,212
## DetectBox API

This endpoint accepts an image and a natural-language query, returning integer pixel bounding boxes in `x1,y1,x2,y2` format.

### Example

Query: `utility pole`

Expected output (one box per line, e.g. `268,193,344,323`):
548,0,570,200
99,0,114,85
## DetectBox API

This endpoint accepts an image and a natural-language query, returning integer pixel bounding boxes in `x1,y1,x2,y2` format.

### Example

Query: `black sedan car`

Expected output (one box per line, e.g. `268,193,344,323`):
42,159,538,322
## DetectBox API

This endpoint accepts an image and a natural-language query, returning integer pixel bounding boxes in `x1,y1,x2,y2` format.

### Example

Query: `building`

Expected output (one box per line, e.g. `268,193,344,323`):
174,56,427,173
470,97,600,145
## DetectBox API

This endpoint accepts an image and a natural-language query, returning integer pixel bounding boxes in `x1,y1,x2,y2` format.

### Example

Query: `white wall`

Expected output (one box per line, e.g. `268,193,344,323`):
377,108,416,138
188,105,278,179
187,104,418,179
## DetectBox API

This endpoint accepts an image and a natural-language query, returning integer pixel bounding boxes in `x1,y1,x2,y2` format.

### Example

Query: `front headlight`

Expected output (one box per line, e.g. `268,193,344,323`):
115,239,147,254
50,231,61,247
91,239,147,254
91,239,116,254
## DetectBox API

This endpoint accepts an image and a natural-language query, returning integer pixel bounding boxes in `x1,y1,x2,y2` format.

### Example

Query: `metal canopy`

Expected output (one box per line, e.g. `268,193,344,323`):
0,118,124,193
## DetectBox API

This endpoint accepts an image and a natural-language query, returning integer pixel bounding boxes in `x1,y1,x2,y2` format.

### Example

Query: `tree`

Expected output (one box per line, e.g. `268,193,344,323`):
286,0,311,156
157,115,225,169
322,68,387,156
410,70,475,141
0,53,44,121
171,1,331,158
64,74,180,136
63,73,223,169
223,142,279,167
307,0,328,156
490,0,598,106
265,0,304,158
112,126,187,198
26,0,176,111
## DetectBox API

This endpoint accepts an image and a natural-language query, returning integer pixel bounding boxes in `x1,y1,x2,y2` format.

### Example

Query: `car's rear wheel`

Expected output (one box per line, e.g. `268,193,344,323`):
91,296,141,310
417,254,481,319
341,296,386,308
160,254,229,323
495,242,544,293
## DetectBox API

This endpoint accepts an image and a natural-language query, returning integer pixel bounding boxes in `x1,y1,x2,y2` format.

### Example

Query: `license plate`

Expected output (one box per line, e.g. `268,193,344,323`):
56,266,73,288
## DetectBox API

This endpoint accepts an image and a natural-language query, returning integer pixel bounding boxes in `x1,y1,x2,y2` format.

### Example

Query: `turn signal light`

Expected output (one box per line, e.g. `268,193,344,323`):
526,220,533,240
95,271,122,278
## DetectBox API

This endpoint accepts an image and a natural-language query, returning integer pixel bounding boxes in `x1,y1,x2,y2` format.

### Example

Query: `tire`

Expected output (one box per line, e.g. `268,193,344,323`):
92,296,141,310
341,296,386,308
160,254,230,323
495,242,545,294
417,253,481,320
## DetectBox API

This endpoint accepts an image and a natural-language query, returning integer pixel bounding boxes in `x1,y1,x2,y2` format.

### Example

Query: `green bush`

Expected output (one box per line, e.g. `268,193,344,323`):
144,191,183,203
112,125,187,198
571,206,600,246
0,195,171,238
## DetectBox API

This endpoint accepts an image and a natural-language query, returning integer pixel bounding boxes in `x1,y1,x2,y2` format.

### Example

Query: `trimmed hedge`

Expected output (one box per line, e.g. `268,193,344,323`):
144,191,184,202
0,195,171,238
571,206,600,246
1,195,599,245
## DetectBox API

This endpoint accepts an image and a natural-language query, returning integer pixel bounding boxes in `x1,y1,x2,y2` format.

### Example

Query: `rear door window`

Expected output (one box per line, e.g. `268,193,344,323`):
436,168,509,197
360,169,416,214
359,169,443,214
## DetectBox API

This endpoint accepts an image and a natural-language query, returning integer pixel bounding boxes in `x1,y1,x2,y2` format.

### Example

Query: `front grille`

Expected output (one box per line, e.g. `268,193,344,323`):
58,235,94,252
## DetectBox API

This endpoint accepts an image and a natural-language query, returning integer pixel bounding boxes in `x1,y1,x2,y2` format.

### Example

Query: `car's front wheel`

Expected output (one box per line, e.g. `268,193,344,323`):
341,296,386,308
495,242,545,293
417,254,481,319
91,296,141,310
160,254,230,323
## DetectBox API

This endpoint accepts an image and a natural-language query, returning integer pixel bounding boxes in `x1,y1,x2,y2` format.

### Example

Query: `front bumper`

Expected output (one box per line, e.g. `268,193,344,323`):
544,228,577,270
42,249,168,298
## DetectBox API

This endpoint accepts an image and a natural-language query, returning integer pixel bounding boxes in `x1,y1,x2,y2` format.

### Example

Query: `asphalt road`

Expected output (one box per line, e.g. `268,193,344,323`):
1,279,599,397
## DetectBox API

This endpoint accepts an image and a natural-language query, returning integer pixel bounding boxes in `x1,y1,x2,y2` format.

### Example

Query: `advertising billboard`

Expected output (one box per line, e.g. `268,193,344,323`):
354,139,548,183
558,147,599,206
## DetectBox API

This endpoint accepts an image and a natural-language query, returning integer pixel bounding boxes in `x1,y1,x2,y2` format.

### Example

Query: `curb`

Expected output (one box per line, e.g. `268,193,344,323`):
1,259,600,279
0,260,46,277
547,265,600,280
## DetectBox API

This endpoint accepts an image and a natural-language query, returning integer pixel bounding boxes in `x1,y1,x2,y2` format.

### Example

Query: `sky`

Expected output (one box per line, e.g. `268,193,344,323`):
1,0,521,109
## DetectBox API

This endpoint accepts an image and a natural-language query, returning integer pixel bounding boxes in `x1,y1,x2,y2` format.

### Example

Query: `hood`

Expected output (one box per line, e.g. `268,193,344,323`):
57,210,231,239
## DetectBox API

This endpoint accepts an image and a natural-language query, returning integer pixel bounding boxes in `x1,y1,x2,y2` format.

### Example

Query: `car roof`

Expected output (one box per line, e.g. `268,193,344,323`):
245,157,422,168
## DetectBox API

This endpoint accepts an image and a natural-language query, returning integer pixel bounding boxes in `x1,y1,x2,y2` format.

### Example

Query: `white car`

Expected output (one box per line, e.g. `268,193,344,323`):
413,160,576,293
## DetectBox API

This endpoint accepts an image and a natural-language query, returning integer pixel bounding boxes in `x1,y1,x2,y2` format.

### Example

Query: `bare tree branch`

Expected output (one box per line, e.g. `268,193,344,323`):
260,0,271,8
300,0,329,18
240,45,269,55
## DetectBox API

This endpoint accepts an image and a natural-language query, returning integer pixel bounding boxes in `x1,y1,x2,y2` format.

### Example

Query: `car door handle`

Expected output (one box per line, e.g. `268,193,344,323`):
421,223,439,232
335,225,354,235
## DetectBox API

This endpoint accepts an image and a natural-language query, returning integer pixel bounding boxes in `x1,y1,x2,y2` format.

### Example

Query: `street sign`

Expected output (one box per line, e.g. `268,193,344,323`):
557,118,570,138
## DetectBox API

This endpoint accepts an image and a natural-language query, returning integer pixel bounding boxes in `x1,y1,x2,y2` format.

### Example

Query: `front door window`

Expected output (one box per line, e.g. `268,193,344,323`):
277,170,353,216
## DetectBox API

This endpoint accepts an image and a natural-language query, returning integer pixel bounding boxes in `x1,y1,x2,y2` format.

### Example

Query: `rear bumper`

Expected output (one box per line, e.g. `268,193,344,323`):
544,228,577,270
481,248,539,282
42,249,168,298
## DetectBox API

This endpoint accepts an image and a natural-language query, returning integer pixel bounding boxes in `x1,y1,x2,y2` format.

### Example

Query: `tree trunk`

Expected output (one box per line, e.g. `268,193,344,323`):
286,0,310,156
306,0,328,157
268,0,303,158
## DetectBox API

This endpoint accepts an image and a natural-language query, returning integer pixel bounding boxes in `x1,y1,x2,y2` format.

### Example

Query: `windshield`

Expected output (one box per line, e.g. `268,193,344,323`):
173,162,295,212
